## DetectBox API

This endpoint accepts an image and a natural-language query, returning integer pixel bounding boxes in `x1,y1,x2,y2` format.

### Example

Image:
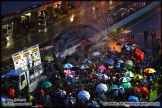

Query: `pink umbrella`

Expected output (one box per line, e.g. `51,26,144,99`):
98,65,106,71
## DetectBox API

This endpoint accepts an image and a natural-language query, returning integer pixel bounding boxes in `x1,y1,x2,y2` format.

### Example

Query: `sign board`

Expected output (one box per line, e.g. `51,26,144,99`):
12,44,42,70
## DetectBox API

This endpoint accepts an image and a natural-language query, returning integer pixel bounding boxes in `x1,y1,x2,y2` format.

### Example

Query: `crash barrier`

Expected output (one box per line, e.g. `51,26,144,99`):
89,1,161,42
0,1,159,74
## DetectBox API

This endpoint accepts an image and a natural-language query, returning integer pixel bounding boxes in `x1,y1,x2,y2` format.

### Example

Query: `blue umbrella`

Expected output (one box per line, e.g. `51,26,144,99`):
128,95,139,102
63,63,73,69
62,34,70,38
105,58,114,64
140,78,148,86
64,96,76,106
67,77,77,83
126,46,134,51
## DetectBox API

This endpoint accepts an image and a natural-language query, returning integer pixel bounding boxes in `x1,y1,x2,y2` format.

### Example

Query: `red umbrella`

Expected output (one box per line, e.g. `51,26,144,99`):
139,86,149,96
127,87,141,95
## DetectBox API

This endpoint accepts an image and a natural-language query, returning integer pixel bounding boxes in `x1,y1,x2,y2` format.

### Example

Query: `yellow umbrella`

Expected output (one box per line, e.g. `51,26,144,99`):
43,56,54,61
133,74,143,80
144,68,156,74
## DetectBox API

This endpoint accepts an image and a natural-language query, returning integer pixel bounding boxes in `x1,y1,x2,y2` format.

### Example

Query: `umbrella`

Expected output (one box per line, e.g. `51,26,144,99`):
128,95,139,102
139,86,149,96
98,74,109,80
144,68,156,74
125,60,133,66
80,64,89,69
78,90,90,101
140,78,148,86
43,56,54,61
75,99,86,107
114,86,125,96
126,46,134,51
1,95,8,104
136,63,145,69
116,68,128,73
124,64,133,70
121,44,128,50
67,77,77,83
118,59,124,63
63,63,73,69
82,59,92,64
107,85,119,92
64,96,76,106
87,100,100,107
132,44,138,47
119,76,131,83
96,83,108,93
57,90,66,98
62,34,70,38
124,71,135,77
53,80,64,87
41,81,52,88
92,52,100,56
105,58,114,64
127,87,141,95
120,82,132,89
98,65,106,71
133,74,143,80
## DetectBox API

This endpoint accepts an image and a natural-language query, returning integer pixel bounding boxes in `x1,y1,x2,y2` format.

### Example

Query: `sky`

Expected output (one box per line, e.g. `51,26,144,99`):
1,1,46,15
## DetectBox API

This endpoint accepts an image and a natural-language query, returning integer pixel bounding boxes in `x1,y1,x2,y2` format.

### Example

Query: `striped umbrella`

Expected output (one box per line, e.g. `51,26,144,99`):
133,74,143,80
119,76,131,83
124,71,135,77
98,74,109,80
144,68,156,74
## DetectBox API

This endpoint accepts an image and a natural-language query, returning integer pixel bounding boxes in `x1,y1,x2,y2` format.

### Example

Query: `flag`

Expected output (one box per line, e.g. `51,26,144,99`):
64,70,74,77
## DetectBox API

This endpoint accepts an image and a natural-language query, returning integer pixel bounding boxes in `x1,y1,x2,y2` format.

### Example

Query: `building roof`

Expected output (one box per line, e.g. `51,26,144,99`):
1,1,47,15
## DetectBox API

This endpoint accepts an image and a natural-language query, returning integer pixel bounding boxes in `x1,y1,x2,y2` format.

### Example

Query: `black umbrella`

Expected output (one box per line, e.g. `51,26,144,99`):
53,80,64,88
116,68,128,73
74,99,86,107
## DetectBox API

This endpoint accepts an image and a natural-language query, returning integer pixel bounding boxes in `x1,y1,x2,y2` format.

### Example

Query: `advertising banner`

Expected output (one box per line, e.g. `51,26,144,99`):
12,44,42,70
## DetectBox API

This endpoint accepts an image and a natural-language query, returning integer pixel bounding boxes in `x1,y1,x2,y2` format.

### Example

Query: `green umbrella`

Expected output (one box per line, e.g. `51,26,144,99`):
120,83,132,89
41,81,52,88
107,85,118,92
124,64,133,70
43,56,54,61
124,71,135,77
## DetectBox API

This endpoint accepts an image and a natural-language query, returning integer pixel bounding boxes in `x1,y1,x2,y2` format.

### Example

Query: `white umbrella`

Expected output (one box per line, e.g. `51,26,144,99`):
78,90,90,101
98,74,109,80
80,64,89,69
96,83,108,93
92,52,100,56
118,59,124,63
119,76,131,83
125,60,133,67
132,44,138,47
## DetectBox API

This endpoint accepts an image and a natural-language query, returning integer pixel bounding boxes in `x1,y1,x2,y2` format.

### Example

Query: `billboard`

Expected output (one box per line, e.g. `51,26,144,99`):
12,44,42,70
